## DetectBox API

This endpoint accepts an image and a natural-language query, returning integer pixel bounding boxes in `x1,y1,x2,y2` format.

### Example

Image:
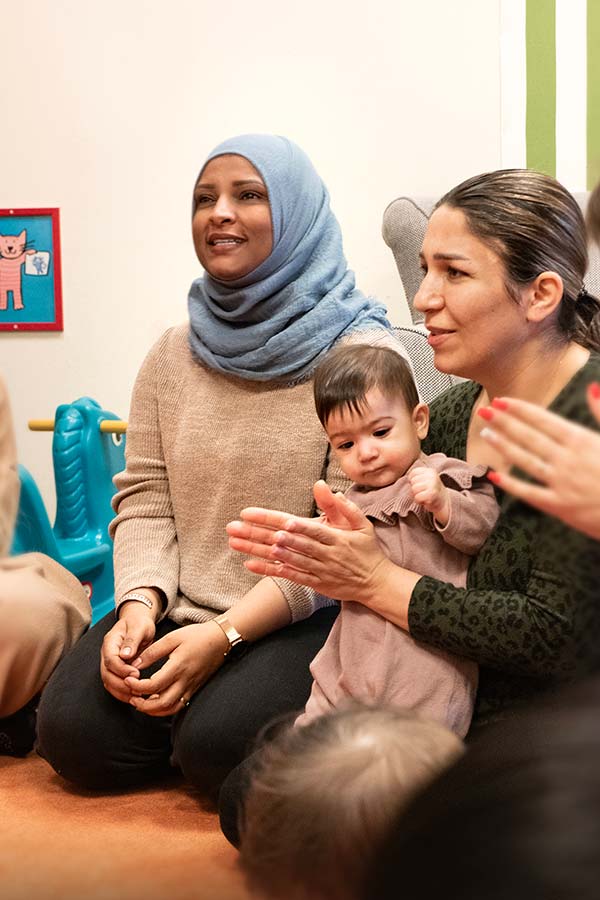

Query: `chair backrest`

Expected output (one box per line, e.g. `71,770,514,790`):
392,325,455,404
382,196,462,402
382,193,600,325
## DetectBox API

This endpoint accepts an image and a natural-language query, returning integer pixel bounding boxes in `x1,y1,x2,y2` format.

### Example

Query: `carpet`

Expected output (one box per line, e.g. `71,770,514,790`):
0,754,251,900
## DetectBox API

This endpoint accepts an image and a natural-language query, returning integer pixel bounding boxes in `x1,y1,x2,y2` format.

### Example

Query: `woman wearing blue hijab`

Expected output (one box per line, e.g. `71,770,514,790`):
37,134,404,793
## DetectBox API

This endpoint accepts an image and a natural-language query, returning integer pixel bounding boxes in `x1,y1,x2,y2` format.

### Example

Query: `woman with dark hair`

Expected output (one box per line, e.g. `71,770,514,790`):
471,180,600,537
37,134,402,793
229,169,600,728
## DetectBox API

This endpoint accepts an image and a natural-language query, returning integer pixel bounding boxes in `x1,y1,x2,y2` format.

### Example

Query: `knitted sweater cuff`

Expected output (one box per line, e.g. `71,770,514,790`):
270,577,337,623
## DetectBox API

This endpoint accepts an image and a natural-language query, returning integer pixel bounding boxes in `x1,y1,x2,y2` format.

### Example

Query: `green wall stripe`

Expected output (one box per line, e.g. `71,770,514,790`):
526,0,556,175
588,0,600,188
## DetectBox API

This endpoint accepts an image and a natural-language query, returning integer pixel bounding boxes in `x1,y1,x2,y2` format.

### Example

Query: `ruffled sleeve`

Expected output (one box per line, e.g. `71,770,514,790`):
347,452,498,556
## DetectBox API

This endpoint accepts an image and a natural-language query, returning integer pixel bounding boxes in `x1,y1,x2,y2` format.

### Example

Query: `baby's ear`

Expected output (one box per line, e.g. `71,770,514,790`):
412,402,429,440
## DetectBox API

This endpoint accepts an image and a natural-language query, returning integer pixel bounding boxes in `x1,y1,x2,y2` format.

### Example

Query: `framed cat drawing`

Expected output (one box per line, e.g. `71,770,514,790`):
0,208,63,332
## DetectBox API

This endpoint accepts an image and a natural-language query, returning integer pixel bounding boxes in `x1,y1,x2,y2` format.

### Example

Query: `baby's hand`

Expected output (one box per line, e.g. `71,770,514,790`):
408,466,451,526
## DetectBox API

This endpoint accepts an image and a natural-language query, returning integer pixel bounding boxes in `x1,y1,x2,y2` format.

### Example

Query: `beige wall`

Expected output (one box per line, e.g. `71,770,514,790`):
0,0,501,512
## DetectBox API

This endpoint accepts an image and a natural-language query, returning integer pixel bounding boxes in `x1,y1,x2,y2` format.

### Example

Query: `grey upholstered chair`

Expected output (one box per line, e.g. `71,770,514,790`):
383,197,454,403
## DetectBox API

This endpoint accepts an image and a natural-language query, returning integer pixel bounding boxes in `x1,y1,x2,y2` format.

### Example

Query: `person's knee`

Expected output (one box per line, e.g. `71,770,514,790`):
36,669,104,787
36,689,134,790
174,711,244,795
37,656,174,791
36,641,129,790
0,603,66,717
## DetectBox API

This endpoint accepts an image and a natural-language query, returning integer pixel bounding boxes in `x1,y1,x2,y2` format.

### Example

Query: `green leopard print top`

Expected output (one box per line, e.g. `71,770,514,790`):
415,353,600,729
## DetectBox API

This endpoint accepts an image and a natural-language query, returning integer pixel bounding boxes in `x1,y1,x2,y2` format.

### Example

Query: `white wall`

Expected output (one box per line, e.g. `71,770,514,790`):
0,0,501,513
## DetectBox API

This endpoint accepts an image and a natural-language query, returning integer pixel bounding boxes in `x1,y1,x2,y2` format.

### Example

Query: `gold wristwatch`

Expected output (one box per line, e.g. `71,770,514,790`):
213,613,246,659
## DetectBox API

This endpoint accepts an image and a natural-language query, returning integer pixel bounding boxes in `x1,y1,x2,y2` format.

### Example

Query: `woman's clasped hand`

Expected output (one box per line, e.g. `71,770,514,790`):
101,600,229,716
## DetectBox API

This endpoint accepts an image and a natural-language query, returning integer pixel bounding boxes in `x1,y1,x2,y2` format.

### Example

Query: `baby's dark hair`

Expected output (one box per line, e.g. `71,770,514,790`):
313,343,419,428
239,705,463,900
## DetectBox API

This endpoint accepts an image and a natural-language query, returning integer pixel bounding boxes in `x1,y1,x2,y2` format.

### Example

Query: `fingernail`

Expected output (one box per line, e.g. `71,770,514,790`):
149,693,160,700
491,397,509,410
589,382,600,399
477,407,494,421
487,470,501,485
480,427,496,441
121,647,132,657
132,658,142,667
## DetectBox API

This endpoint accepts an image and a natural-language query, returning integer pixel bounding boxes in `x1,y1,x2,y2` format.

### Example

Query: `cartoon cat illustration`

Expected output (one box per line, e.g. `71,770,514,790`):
0,230,35,311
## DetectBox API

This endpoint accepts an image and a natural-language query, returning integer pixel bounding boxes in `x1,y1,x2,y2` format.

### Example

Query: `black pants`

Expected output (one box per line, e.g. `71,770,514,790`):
218,749,262,846
36,607,338,794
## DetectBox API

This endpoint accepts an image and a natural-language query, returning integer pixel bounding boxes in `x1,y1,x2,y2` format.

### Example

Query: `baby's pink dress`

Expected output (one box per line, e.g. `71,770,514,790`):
296,452,499,737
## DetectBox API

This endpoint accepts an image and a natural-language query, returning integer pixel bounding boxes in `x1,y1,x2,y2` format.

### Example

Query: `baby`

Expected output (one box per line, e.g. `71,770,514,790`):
296,343,499,736
239,704,463,900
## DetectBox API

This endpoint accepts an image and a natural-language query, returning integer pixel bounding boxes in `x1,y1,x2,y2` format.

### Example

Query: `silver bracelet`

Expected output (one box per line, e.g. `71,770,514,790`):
119,591,154,610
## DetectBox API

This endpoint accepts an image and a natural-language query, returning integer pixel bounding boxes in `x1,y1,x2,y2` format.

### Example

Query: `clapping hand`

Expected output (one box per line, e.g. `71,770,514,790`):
478,384,600,540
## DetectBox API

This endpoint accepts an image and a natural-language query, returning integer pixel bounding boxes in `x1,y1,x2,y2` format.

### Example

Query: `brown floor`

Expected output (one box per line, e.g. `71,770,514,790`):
0,753,251,900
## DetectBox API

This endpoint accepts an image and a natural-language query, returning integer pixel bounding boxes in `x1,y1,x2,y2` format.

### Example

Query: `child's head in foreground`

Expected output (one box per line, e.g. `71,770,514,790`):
313,344,429,489
238,704,463,900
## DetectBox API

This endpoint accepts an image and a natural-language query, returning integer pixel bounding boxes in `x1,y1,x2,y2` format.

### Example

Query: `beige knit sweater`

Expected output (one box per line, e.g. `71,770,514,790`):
110,324,407,625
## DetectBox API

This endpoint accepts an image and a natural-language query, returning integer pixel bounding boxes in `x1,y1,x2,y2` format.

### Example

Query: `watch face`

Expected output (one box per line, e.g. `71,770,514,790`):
227,637,247,661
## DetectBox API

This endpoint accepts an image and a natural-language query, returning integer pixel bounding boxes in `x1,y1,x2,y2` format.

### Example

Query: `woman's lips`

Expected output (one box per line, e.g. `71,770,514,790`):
207,235,245,254
426,327,455,349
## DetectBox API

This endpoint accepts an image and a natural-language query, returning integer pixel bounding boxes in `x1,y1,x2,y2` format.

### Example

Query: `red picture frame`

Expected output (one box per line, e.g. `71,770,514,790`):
0,208,63,332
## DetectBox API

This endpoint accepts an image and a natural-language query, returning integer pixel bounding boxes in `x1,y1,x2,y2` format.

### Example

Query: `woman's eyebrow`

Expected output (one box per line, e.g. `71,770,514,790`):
194,179,266,190
232,179,266,188
419,251,471,262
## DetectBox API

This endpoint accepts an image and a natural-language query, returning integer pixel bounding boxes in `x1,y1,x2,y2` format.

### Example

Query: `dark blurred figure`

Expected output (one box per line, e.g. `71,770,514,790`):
367,675,600,900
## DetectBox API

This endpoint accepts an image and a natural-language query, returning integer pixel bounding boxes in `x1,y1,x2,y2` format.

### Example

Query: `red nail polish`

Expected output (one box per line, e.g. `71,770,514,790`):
589,382,600,399
477,407,494,421
487,470,501,485
491,397,508,410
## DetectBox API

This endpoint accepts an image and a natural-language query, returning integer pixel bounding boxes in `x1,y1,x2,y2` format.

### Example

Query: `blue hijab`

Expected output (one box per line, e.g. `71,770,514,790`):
188,134,390,381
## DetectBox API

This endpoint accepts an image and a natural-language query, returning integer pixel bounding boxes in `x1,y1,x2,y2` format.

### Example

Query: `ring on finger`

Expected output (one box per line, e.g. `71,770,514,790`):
538,459,550,478
534,458,551,479
180,696,190,707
